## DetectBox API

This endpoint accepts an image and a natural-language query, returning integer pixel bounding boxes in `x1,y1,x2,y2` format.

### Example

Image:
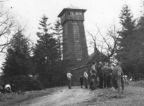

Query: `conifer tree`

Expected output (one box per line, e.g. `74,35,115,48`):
53,19,63,60
2,30,31,82
127,12,144,78
117,4,135,64
116,5,136,76
33,15,59,87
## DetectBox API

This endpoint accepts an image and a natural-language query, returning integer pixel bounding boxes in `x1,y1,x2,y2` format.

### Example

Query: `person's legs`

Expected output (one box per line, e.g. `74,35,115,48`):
112,79,118,89
89,77,93,90
99,75,103,88
80,81,83,88
121,77,124,92
107,75,111,88
104,76,107,88
117,78,122,97
85,78,88,88
69,79,71,89
91,78,95,90
90,76,96,90
68,79,71,89
106,76,108,88
68,79,70,89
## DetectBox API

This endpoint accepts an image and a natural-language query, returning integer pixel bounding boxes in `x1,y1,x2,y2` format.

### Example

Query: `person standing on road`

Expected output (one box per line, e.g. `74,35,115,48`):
83,71,88,88
112,62,124,97
97,62,104,88
66,71,72,89
80,75,84,88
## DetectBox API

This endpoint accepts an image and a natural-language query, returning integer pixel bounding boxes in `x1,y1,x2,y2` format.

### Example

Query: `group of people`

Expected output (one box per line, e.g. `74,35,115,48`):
98,62,124,90
66,71,89,89
66,61,125,96
80,71,88,88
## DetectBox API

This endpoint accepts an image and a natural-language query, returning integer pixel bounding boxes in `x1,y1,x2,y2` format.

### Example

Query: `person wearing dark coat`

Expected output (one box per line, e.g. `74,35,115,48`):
111,62,124,97
97,62,104,88
80,75,84,88
102,63,112,88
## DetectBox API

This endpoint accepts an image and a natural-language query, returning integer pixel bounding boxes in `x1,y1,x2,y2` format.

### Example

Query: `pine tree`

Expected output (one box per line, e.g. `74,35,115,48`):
33,15,60,87
53,19,63,60
127,12,144,79
117,4,135,64
116,4,136,76
2,30,31,82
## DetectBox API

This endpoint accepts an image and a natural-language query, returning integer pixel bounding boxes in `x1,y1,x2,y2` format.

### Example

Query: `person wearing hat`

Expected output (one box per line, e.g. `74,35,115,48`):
112,62,124,97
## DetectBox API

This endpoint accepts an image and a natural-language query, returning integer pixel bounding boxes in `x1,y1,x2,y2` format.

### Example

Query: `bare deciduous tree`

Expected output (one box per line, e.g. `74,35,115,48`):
102,25,119,59
88,25,119,62
0,7,15,53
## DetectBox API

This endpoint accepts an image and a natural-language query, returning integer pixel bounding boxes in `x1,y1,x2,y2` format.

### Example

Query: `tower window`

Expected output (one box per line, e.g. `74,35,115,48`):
75,12,79,15
68,12,71,15
70,12,74,15
75,12,82,15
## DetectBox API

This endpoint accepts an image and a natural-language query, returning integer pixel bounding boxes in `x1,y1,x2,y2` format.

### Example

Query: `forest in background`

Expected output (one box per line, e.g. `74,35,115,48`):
0,3,144,91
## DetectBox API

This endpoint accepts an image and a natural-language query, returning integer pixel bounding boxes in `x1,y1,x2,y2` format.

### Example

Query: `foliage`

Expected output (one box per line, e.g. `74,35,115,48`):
9,75,42,91
33,15,65,88
126,18,144,79
0,6,16,53
116,4,136,75
2,30,31,77
88,25,120,65
53,19,63,60
1,30,39,90
34,15,59,65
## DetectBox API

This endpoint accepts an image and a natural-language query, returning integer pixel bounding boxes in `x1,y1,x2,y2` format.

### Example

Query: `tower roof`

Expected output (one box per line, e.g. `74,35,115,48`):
58,6,86,17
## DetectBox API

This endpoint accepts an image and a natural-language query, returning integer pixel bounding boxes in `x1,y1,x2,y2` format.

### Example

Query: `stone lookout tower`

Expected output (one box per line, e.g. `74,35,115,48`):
58,6,88,63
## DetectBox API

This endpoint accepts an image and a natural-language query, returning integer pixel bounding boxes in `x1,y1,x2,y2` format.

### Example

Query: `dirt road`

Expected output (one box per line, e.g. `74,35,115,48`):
20,85,144,106
21,87,95,106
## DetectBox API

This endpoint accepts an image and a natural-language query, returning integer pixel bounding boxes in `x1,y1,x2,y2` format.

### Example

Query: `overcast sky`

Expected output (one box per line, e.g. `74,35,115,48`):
0,0,143,69
4,0,142,40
